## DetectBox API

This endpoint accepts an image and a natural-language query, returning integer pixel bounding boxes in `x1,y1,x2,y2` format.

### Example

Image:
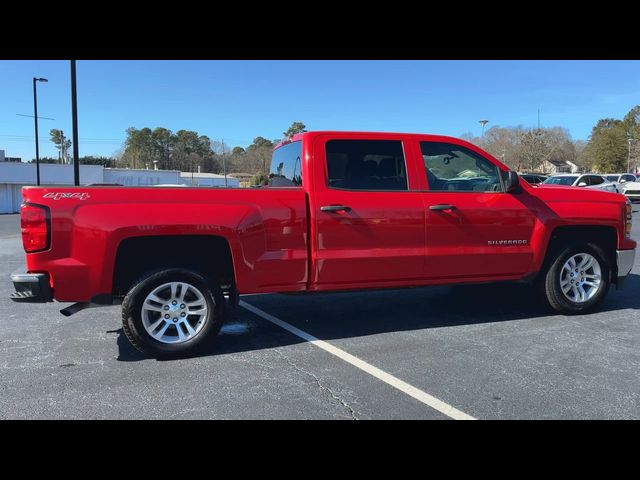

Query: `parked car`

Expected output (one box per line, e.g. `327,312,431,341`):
622,178,640,202
10,131,636,358
604,173,637,192
519,173,548,185
541,173,618,193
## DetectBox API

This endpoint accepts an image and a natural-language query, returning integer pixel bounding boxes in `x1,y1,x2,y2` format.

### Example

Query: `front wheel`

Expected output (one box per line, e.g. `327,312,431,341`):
122,268,226,358
541,243,611,314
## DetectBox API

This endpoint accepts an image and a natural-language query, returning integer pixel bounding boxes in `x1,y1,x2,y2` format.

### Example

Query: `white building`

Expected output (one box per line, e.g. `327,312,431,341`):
179,171,239,187
0,163,239,214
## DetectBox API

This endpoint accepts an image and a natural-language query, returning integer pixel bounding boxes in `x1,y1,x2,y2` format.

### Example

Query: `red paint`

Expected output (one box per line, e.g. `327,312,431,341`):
17,131,636,303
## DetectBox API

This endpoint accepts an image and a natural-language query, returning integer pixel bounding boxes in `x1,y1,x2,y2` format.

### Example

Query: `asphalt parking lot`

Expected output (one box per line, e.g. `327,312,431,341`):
1,209,639,419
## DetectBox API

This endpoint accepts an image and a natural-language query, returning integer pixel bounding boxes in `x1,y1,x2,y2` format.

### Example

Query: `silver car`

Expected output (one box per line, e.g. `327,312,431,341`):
541,174,618,193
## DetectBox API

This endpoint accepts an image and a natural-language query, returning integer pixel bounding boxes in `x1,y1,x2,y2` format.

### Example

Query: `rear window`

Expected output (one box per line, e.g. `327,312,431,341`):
543,176,578,185
269,141,302,187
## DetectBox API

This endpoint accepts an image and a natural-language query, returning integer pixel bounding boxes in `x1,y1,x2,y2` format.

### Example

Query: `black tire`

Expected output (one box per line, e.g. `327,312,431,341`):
122,268,226,358
540,242,611,315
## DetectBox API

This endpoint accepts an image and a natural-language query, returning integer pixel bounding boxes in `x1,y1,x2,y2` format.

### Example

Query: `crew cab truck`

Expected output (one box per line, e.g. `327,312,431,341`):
10,132,636,358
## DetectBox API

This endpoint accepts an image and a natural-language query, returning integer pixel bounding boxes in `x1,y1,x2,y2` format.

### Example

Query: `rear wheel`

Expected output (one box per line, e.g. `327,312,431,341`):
122,268,225,358
540,243,611,314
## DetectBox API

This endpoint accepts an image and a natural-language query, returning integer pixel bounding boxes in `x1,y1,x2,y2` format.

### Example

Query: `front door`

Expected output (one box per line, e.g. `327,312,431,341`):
311,135,426,288
417,139,537,280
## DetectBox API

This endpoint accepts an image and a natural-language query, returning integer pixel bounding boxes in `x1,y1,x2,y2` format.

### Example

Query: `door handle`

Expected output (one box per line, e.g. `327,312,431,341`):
429,204,457,211
321,205,352,213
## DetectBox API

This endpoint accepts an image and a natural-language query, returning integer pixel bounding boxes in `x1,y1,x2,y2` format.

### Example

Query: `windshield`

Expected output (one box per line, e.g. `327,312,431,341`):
543,176,578,186
606,175,619,182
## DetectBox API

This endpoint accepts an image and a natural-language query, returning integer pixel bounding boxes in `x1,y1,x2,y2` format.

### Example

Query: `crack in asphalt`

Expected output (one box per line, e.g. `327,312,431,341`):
275,349,359,420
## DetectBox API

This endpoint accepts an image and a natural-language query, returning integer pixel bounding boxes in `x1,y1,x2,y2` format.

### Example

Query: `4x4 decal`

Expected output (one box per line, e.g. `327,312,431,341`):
43,192,91,200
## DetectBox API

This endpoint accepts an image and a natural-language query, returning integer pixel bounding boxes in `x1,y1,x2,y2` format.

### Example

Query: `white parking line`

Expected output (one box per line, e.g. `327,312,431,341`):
239,300,476,420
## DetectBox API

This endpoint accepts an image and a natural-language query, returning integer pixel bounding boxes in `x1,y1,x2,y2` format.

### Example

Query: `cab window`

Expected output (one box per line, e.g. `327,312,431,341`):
269,141,302,187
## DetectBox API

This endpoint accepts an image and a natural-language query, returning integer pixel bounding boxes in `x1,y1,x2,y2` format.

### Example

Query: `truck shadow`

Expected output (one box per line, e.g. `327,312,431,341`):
114,273,640,362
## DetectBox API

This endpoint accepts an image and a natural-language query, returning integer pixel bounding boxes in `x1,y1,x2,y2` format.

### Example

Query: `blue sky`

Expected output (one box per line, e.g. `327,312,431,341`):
1,60,639,160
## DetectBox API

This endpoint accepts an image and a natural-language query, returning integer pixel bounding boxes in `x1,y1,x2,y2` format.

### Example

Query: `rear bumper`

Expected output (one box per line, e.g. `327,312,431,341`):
9,270,52,303
616,249,636,289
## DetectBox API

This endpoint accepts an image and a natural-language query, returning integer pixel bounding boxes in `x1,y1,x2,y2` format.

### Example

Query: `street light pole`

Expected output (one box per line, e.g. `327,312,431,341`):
32,77,48,186
479,119,489,138
628,138,633,173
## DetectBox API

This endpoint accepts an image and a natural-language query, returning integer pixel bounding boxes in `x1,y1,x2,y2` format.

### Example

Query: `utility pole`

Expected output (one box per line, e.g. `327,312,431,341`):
629,138,633,173
70,60,80,186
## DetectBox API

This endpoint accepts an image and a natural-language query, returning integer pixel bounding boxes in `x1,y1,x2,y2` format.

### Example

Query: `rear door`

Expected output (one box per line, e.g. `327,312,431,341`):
310,134,426,288
415,138,537,279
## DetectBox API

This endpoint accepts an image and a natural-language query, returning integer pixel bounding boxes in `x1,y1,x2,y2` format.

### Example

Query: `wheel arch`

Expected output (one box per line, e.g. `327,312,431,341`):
112,235,236,298
541,225,617,278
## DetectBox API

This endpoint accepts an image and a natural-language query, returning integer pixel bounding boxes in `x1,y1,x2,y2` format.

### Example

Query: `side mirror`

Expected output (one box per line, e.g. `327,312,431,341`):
621,179,627,183
578,182,587,187
502,170,520,192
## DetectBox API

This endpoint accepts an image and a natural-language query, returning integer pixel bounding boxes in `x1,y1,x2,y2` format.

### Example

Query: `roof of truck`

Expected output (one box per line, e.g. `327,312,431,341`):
273,131,466,149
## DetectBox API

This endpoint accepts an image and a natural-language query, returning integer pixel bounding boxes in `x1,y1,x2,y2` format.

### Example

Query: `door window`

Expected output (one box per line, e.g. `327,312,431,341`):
588,175,604,186
325,140,407,191
421,142,501,192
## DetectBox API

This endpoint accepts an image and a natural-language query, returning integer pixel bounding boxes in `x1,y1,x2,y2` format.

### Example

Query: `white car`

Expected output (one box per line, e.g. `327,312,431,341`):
541,173,618,193
604,173,637,192
622,178,640,202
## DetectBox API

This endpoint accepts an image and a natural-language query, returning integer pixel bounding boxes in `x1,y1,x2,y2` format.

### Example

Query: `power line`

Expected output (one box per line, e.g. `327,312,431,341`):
0,134,122,140
0,134,122,144
16,113,56,121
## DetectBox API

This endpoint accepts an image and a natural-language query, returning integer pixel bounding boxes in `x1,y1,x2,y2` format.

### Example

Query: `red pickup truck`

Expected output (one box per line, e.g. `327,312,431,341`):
10,131,636,358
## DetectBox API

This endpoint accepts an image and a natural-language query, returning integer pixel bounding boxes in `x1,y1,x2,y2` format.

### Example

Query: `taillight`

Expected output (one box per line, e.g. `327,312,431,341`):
21,203,50,253
625,201,633,237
